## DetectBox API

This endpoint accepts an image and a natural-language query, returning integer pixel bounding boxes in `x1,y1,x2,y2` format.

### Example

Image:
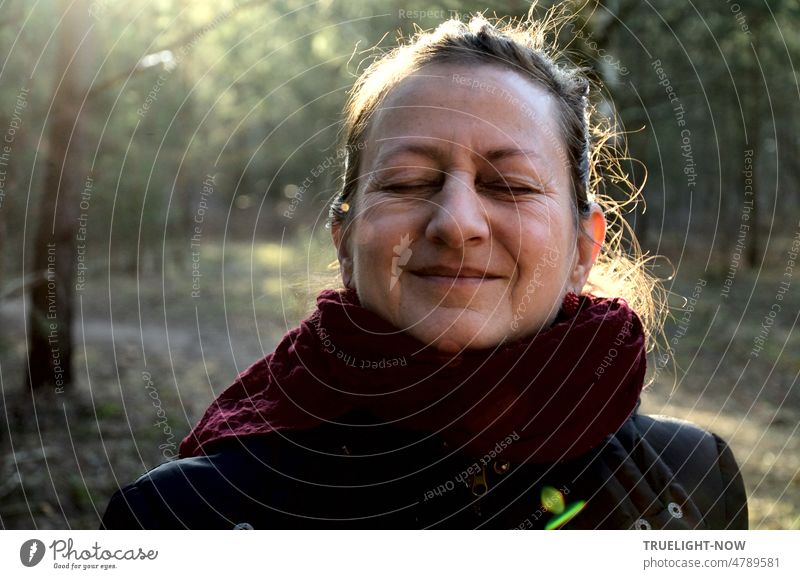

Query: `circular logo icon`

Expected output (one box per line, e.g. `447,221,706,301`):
233,522,254,530
20,539,46,567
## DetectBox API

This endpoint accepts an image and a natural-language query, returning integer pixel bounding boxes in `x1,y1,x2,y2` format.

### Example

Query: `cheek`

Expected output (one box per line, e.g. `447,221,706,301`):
508,220,572,294
351,202,421,271
350,219,392,288
504,210,566,261
513,251,560,294
352,218,379,249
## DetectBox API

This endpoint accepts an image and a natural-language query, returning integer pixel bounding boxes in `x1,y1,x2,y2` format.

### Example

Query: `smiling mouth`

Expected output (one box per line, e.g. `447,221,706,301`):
409,266,503,283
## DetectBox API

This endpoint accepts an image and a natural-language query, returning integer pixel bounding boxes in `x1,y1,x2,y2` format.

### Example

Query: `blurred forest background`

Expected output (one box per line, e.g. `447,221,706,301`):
0,0,798,529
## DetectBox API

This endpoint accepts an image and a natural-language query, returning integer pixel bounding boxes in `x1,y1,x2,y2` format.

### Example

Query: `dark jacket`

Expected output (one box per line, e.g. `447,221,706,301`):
101,399,748,529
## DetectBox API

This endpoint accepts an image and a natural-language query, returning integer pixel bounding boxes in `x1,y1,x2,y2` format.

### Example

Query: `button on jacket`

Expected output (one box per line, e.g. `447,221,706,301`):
101,400,748,530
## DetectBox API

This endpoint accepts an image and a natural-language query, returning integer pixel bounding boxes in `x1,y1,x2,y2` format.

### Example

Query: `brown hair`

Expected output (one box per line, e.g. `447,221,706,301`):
326,8,666,355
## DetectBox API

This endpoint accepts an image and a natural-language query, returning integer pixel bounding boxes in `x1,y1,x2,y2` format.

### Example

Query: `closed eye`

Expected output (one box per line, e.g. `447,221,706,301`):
381,182,440,194
482,182,541,196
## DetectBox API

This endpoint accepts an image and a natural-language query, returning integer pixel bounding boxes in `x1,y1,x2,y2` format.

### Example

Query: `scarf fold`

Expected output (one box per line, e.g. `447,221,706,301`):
179,288,646,464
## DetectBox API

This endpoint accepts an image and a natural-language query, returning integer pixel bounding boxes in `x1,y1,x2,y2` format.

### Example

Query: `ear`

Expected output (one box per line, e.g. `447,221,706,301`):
331,220,354,289
569,203,606,292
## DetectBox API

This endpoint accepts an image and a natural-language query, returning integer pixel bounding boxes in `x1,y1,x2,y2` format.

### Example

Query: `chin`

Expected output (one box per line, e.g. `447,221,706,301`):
410,319,510,353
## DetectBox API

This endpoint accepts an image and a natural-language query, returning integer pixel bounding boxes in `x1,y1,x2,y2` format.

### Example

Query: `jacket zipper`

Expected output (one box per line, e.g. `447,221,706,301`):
467,460,511,520
469,464,489,518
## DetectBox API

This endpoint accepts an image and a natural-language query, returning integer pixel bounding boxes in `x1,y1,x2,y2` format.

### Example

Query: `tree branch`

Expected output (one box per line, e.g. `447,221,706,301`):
87,0,269,99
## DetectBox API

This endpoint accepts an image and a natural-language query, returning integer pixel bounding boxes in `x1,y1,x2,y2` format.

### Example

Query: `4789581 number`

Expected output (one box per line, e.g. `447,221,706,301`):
730,557,779,567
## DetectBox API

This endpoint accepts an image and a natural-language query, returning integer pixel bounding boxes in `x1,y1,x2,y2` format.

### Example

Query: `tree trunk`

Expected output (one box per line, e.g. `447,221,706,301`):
745,54,760,269
27,0,91,392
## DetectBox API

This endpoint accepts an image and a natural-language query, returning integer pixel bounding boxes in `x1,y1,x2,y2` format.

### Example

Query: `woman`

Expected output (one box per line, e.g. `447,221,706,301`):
101,14,748,530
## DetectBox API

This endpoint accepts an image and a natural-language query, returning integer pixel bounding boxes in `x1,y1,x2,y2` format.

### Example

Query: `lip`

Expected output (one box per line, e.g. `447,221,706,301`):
409,265,504,283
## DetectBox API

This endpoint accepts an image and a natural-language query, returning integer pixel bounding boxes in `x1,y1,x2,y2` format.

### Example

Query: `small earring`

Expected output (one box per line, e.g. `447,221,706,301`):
561,291,580,317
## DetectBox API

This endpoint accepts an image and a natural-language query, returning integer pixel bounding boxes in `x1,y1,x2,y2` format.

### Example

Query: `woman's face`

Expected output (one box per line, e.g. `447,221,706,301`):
332,63,605,352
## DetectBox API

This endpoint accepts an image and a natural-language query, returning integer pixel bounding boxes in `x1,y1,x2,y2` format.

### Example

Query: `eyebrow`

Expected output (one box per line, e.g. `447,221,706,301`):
373,142,543,167
483,147,543,163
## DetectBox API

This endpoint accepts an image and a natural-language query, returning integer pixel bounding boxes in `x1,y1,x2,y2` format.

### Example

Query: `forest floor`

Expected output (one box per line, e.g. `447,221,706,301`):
1,235,798,529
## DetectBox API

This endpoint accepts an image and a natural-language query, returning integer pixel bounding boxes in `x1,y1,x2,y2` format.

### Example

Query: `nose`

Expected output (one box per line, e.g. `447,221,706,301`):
424,172,490,248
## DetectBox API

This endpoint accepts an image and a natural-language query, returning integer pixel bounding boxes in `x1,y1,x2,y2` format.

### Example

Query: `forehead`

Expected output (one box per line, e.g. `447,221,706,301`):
362,63,567,167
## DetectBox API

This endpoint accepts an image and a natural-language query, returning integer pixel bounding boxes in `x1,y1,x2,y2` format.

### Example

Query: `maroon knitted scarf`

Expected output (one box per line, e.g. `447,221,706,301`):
180,288,646,463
